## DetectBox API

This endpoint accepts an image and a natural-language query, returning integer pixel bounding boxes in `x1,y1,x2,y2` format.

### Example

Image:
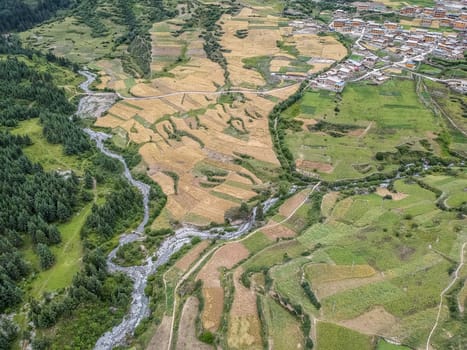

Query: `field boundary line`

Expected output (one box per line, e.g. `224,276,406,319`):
167,182,320,349
426,241,466,350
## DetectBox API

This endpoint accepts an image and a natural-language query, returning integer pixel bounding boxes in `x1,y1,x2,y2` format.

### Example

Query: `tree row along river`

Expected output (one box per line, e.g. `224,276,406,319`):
78,71,278,349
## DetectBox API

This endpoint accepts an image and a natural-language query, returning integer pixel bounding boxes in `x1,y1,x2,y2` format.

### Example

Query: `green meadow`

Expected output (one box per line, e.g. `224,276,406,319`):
283,80,447,180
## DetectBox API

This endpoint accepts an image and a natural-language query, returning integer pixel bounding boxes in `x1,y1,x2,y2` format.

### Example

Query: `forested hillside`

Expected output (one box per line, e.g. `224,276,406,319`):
0,0,74,32
0,38,148,348
0,50,93,318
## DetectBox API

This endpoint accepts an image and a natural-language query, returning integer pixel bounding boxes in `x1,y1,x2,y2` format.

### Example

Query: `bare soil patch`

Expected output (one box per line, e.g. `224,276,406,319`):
296,159,334,174
261,221,296,240
197,243,250,331
197,243,250,287
279,189,309,217
176,297,212,350
376,187,408,201
175,241,210,271
339,306,398,336
231,268,258,316
146,315,172,350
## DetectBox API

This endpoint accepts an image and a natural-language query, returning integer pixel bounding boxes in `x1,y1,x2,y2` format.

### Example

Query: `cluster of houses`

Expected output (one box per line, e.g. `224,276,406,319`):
348,0,467,31
399,2,467,31
297,1,467,93
331,18,466,62
310,50,379,92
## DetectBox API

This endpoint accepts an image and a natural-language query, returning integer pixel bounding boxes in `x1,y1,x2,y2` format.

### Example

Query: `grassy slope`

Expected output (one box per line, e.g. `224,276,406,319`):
27,204,90,298
317,322,374,350
234,176,465,349
284,80,446,180
262,296,304,350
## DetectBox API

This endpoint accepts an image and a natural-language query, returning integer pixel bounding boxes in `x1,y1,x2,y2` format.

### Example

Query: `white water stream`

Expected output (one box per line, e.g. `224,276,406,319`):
77,71,278,349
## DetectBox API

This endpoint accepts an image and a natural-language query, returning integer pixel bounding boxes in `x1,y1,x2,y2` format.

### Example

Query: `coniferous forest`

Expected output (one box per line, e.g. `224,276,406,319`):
0,0,74,33
0,38,144,349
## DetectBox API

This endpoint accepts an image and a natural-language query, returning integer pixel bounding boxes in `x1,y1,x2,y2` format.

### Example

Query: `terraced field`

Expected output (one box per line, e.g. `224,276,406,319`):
91,3,347,226
7,1,466,350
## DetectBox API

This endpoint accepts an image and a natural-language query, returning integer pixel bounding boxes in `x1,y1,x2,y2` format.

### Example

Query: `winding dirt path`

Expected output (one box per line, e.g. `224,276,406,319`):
425,242,466,350
83,84,299,101
166,182,321,349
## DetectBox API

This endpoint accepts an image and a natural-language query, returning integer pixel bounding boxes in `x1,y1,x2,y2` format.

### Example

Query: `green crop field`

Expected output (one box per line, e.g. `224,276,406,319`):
422,173,467,208
242,232,273,254
283,80,447,180
1,1,466,349
270,258,319,315
317,322,374,350
261,296,304,350
20,16,127,63
376,339,412,350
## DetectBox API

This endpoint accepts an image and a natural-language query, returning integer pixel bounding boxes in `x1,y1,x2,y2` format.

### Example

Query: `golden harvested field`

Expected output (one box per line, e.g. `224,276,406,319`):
146,316,172,350
228,268,262,345
93,4,347,224
305,264,384,299
266,84,301,100
279,189,310,217
105,90,283,224
306,264,377,284
197,243,250,331
176,297,212,350
151,172,176,196
200,287,224,332
228,268,263,349
261,221,296,240
376,187,408,201
219,8,282,87
94,115,127,128
293,34,347,61
175,241,210,271
308,62,334,74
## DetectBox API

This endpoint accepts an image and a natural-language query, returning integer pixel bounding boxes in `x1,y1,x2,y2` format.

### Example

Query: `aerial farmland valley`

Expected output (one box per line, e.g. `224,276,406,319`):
0,0,466,349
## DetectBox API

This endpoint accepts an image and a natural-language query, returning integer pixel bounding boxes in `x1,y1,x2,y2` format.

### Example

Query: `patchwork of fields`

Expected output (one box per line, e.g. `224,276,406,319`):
164,175,465,350
90,4,348,225
10,1,466,350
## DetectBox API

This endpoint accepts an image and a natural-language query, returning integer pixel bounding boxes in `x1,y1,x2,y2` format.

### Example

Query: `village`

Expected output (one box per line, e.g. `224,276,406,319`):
293,1,467,93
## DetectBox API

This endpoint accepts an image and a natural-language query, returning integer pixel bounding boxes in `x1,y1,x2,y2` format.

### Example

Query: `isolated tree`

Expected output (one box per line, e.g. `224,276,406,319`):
84,171,94,189
239,202,249,218
256,205,264,221
37,244,55,270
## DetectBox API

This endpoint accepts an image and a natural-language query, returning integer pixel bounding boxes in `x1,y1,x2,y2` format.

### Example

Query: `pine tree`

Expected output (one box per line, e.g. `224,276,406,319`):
37,244,55,270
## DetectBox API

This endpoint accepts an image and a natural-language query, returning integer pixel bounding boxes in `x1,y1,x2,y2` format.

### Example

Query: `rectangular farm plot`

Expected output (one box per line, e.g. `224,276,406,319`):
317,322,375,350
196,242,250,331
227,268,263,350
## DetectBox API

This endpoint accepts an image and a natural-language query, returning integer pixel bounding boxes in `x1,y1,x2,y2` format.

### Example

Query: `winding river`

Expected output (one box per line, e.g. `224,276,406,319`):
77,71,278,349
